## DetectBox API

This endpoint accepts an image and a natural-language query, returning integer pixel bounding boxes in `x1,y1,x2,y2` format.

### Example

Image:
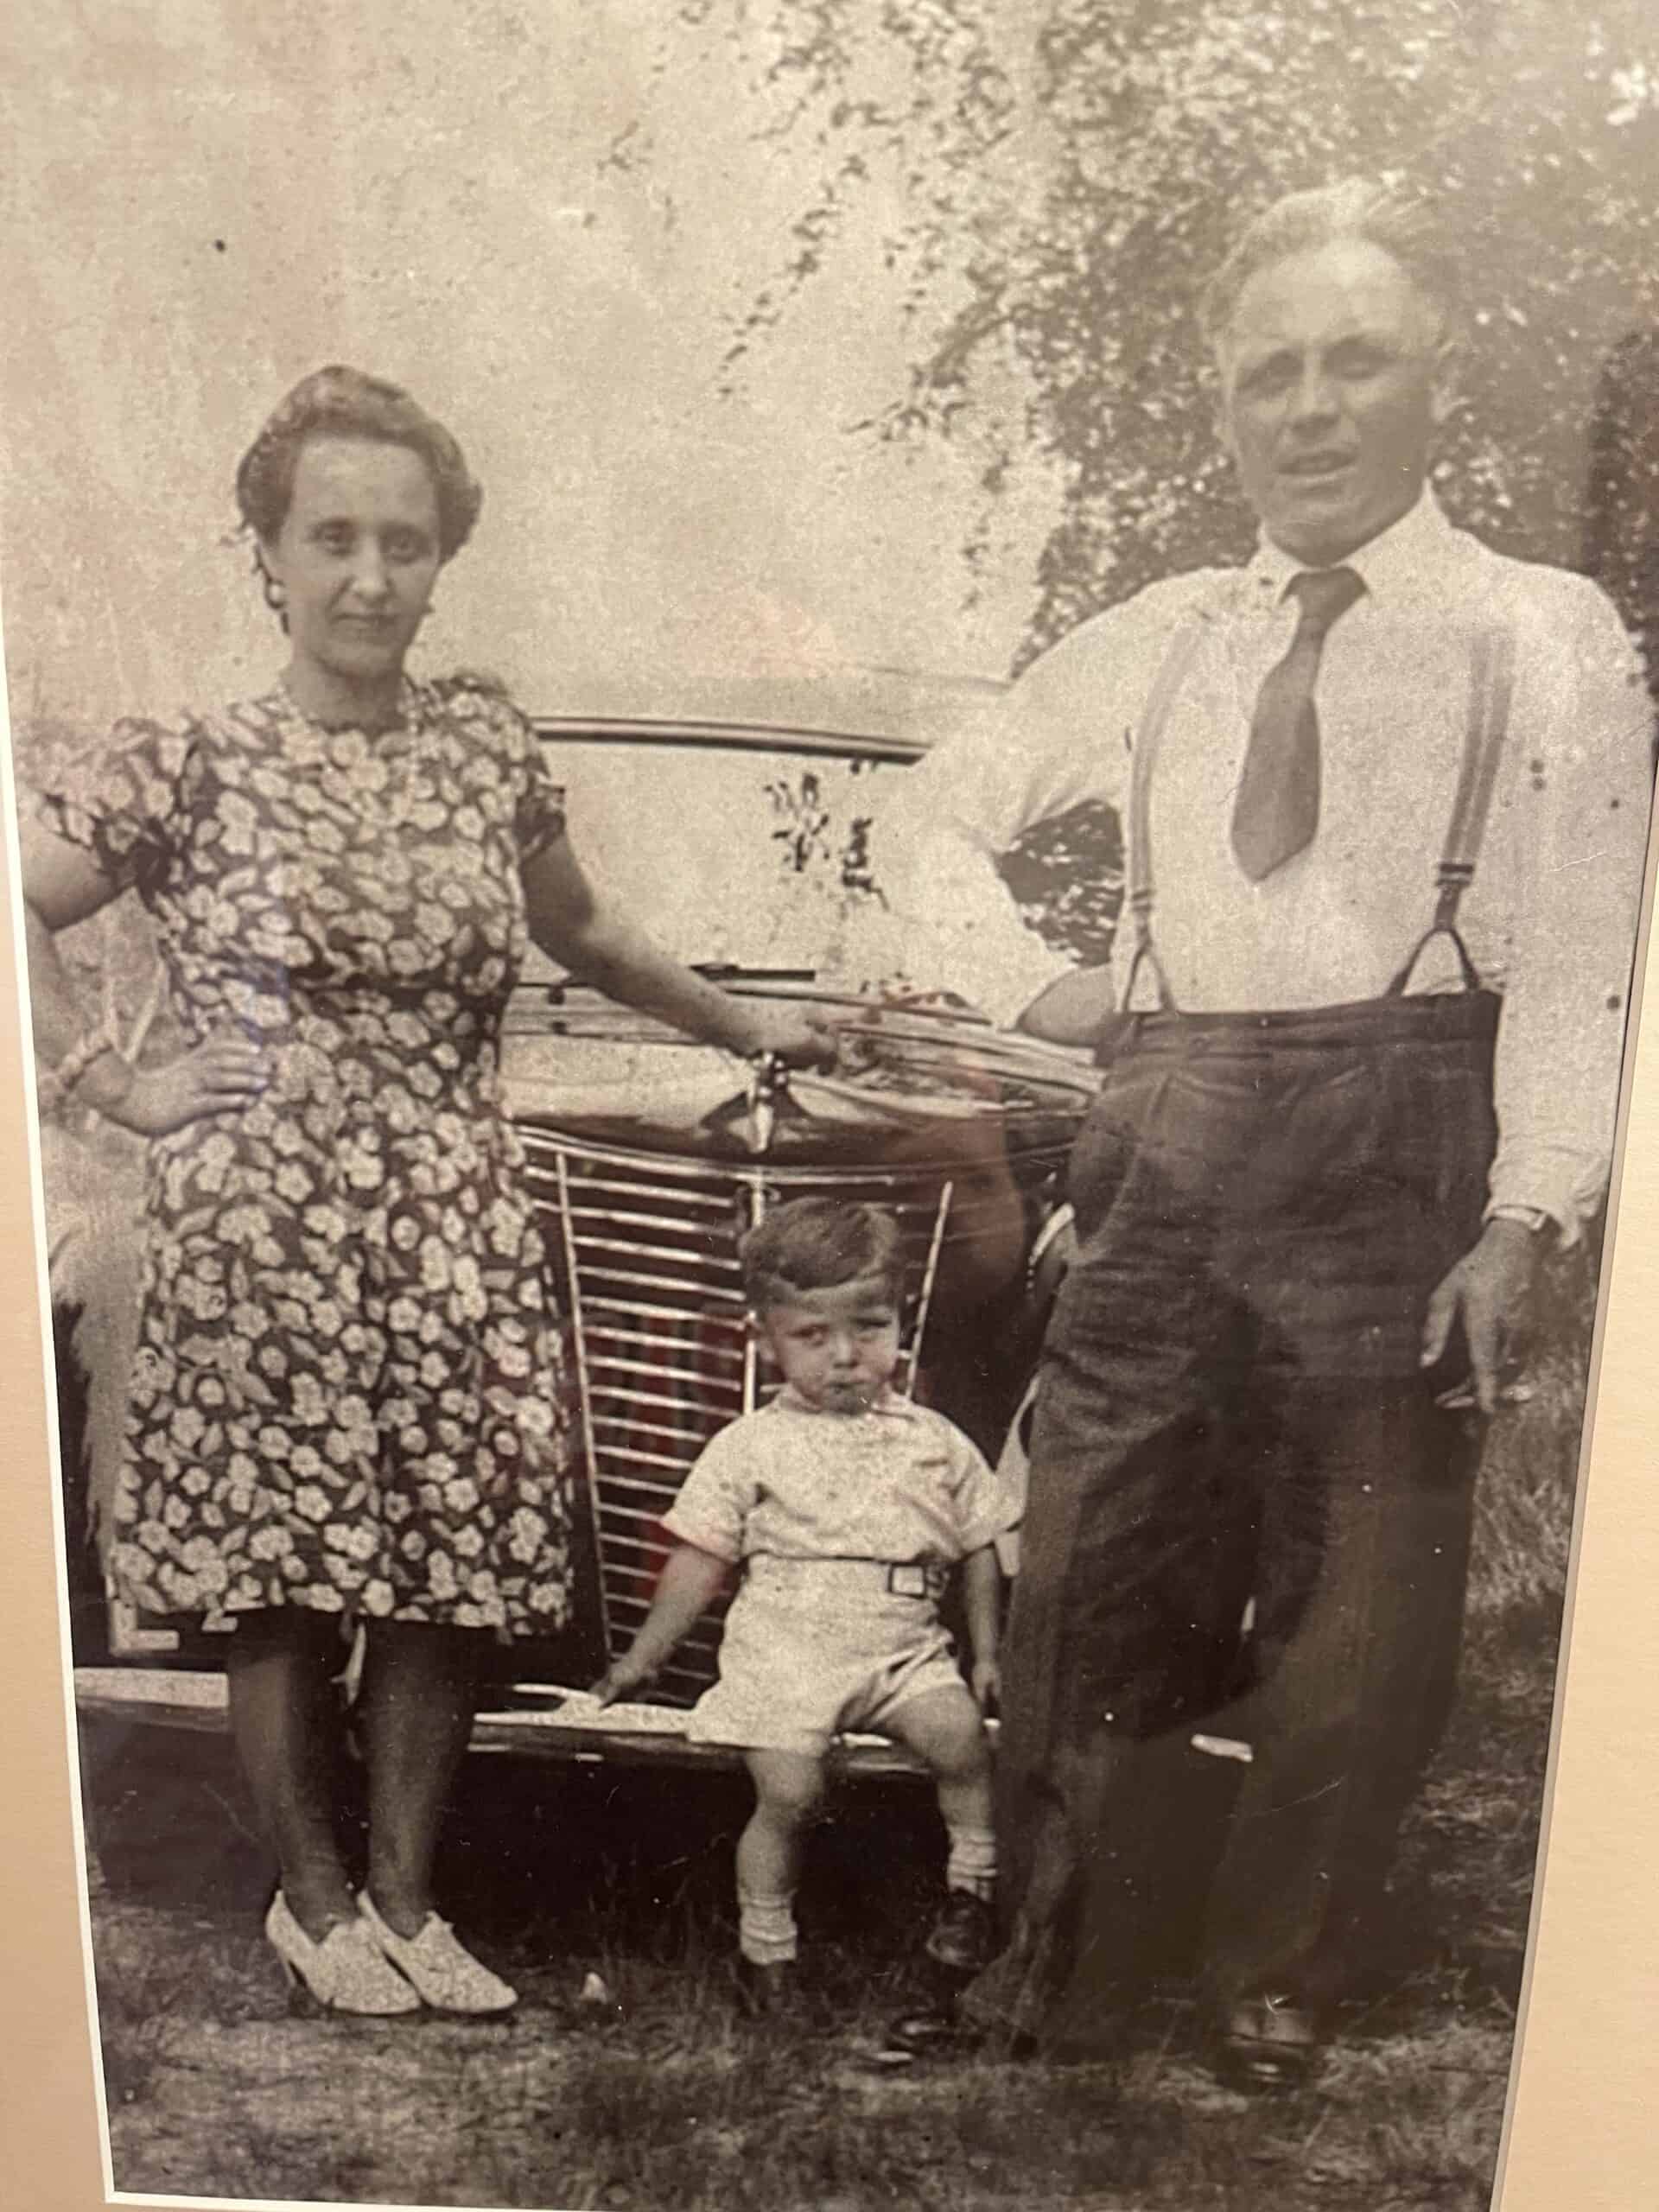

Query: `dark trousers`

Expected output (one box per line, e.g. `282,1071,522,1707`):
969,991,1497,2049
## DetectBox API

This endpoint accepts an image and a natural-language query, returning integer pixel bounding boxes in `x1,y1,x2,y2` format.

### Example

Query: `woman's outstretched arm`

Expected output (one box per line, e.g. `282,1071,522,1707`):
521,831,832,1066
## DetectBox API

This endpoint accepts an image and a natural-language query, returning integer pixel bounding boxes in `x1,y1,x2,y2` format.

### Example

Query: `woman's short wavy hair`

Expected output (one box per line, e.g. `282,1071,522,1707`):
1200,177,1462,363
235,365,483,561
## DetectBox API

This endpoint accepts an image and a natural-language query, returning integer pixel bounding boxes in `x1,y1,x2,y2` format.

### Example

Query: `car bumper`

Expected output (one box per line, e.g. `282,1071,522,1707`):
71,1666,957,1779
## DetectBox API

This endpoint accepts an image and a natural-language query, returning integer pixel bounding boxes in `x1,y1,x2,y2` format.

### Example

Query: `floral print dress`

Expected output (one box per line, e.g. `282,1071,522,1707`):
39,675,576,1634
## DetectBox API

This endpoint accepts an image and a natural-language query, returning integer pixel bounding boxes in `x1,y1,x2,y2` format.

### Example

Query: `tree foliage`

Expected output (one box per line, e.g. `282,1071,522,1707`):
664,0,1659,956
683,0,1659,636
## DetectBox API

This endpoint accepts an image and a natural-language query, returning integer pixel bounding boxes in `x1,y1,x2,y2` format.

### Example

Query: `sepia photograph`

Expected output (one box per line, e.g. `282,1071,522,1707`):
4,5,1659,2209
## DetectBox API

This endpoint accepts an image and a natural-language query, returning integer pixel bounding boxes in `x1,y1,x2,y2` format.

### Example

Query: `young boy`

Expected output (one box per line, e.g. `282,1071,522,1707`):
593,1197,1010,2008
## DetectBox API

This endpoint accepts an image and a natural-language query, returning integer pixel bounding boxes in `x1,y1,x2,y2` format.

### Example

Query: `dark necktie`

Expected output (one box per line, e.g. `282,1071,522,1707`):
1231,565,1365,881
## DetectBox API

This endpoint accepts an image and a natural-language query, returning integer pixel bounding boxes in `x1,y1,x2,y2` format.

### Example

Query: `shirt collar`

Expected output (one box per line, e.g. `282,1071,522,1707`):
775,1382,917,1419
1246,488,1465,610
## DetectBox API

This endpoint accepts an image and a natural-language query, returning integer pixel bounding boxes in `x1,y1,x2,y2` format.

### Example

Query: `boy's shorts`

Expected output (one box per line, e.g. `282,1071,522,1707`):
685,1556,975,1758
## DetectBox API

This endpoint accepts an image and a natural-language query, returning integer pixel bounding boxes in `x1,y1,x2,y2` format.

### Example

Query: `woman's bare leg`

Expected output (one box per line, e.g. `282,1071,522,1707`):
224,1606,354,1939
357,1620,484,1936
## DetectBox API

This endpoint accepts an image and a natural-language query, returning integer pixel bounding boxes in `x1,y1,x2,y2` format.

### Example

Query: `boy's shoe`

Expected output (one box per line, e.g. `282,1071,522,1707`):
925,1890,995,1974
866,2002,968,2070
736,1956,799,2019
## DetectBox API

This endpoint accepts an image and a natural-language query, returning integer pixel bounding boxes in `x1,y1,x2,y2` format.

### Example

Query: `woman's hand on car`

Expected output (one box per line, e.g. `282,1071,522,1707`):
732,1001,840,1072
114,1033,268,1135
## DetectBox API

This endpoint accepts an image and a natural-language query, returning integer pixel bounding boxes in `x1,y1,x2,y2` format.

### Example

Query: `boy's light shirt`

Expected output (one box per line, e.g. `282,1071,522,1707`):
662,1385,1014,1569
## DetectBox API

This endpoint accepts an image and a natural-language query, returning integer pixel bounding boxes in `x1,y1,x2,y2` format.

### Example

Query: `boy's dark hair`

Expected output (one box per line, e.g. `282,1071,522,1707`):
738,1198,906,1314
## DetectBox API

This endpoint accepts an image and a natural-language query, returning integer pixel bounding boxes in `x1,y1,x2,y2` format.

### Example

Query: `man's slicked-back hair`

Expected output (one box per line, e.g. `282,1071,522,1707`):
1200,177,1462,362
739,1198,906,1316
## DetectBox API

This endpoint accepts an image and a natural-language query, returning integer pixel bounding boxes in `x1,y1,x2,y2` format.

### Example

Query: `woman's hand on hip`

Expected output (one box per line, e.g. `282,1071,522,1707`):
115,1033,268,1135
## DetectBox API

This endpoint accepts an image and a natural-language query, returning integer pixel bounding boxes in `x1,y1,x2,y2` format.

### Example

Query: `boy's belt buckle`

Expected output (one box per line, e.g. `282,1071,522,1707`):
886,1561,948,1599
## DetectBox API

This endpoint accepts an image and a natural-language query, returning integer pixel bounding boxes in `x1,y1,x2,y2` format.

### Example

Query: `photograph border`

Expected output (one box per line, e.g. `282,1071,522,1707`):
1487,777,1659,2212
5,10,1659,2202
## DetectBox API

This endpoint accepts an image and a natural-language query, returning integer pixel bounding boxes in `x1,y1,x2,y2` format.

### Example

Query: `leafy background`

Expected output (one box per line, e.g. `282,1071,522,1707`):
663,0,1659,961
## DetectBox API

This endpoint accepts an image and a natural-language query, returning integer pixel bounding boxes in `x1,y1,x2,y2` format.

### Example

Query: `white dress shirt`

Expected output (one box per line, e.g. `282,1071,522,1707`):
873,495,1654,1242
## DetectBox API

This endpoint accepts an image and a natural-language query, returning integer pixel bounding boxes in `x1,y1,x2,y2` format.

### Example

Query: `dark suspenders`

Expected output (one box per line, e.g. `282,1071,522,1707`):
1388,626,1516,995
1115,609,1516,1014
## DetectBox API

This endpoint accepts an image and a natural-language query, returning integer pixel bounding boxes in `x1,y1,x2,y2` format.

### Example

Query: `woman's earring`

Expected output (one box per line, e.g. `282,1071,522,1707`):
250,537,289,634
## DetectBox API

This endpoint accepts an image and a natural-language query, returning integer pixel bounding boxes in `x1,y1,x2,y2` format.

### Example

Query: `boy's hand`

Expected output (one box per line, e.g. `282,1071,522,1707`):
971,1656,1001,1714
591,1657,655,1709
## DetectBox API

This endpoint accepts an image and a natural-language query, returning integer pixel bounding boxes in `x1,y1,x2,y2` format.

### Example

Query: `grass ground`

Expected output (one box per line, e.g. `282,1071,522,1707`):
77,1264,1590,2209
83,1583,1548,2212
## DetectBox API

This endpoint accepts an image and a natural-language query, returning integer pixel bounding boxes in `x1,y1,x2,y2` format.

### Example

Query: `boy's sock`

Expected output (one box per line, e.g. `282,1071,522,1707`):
737,1885,799,1966
944,1822,997,1902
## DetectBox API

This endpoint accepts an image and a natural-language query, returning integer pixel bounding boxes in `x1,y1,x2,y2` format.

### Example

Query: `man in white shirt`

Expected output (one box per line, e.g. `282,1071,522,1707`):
879,179,1654,2084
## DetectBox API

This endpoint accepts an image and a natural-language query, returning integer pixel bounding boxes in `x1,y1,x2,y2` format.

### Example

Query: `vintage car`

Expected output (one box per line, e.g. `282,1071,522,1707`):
56,689,1100,1777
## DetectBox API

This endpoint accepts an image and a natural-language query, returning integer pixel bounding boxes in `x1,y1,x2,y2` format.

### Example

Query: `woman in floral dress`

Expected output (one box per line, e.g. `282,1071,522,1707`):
21,365,829,2017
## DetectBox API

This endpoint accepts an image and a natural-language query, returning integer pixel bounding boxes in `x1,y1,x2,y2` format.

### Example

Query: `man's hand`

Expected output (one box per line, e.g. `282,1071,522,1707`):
970,1656,1001,1714
1014,966,1116,1047
1420,1217,1543,1417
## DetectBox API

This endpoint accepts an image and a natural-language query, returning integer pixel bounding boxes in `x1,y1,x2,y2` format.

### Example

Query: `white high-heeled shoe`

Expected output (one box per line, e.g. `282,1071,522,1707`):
357,1891,518,2015
265,1891,422,2016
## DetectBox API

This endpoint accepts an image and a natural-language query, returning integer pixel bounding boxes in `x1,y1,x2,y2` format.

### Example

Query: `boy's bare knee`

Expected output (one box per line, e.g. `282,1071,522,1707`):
891,1689,988,1781
933,1731,991,1787
747,1751,828,1825
772,1779,826,1825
